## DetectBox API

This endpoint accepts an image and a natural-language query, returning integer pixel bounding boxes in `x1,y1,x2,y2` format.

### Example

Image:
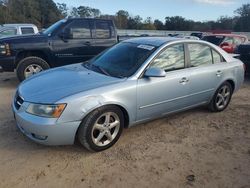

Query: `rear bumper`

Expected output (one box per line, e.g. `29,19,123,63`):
0,56,15,71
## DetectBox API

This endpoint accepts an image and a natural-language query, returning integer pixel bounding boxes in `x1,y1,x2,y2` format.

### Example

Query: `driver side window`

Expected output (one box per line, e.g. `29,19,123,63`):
150,44,185,72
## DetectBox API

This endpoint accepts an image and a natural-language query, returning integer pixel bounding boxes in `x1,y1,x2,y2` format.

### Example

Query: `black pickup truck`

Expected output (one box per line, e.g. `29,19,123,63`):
0,18,117,81
237,44,250,74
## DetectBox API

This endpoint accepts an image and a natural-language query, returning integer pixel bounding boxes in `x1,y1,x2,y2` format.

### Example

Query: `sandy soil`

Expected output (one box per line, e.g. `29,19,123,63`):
0,72,250,188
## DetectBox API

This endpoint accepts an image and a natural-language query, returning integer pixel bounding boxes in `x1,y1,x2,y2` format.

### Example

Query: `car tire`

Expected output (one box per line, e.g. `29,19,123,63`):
208,81,233,112
16,56,50,81
77,105,124,152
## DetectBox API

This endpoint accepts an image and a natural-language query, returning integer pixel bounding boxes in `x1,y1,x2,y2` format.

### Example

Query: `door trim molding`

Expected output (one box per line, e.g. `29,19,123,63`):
139,88,214,109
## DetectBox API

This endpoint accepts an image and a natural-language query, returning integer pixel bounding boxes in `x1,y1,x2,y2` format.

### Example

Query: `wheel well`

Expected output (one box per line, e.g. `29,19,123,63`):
226,80,235,92
114,105,130,129
74,104,130,143
15,51,50,67
82,104,130,129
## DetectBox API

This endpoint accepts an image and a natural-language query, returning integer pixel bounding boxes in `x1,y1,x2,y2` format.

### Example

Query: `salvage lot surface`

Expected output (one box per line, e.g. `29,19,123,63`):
0,72,250,188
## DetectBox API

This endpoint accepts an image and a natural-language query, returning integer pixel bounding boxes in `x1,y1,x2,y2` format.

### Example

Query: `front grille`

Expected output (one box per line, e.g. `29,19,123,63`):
14,92,24,110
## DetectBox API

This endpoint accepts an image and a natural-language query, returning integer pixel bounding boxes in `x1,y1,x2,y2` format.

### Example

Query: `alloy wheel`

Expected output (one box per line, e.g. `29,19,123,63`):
91,112,120,147
24,64,43,78
215,85,231,110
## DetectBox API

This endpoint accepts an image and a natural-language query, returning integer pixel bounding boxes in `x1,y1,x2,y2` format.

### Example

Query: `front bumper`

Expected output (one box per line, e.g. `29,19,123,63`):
0,56,15,71
12,101,81,146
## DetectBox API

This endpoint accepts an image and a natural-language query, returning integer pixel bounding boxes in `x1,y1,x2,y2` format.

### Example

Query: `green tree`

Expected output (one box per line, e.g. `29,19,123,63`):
142,17,156,30
77,6,101,18
0,0,62,28
154,19,164,30
127,15,143,29
70,7,79,18
216,16,234,30
234,3,250,31
57,3,68,18
115,10,129,29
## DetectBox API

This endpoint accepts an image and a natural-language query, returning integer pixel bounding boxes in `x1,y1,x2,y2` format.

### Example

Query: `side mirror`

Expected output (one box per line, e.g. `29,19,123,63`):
144,67,166,77
58,28,72,40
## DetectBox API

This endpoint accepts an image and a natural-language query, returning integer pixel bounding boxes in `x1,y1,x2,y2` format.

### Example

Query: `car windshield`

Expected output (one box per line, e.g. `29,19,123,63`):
202,36,225,45
42,19,66,35
84,42,157,78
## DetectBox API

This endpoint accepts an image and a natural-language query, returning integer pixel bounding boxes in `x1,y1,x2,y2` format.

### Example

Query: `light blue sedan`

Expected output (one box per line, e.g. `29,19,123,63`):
12,37,244,151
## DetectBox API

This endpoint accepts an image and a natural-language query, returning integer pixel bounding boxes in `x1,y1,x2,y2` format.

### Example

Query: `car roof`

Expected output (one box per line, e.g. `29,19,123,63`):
123,37,183,47
2,24,36,27
206,33,247,38
66,18,113,22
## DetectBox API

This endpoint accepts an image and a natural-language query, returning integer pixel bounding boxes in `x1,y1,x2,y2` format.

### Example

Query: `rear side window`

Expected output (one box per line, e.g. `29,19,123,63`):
66,20,91,39
0,29,17,36
150,44,185,72
21,27,34,34
95,21,111,39
188,43,213,67
212,49,223,63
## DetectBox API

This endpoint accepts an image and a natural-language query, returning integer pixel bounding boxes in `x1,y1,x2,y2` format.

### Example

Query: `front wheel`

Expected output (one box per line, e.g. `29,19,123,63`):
208,82,233,112
77,106,124,152
16,56,50,81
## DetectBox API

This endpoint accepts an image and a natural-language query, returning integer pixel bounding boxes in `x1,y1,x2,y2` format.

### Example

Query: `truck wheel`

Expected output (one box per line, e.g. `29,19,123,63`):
16,56,50,81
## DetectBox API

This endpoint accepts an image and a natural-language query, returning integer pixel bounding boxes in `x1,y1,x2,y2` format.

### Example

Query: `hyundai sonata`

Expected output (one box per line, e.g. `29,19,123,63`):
12,37,244,151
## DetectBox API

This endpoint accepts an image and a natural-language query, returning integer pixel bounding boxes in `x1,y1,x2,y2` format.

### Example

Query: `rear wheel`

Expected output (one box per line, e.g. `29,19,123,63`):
16,56,50,81
77,105,124,152
208,82,233,112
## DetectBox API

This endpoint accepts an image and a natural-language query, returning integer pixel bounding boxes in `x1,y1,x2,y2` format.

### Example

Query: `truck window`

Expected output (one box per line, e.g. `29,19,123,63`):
21,27,34,34
66,20,91,39
95,21,111,39
0,28,17,36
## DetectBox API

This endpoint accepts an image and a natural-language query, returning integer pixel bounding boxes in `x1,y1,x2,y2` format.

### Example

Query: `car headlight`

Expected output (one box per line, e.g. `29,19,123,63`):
0,43,11,55
26,103,66,118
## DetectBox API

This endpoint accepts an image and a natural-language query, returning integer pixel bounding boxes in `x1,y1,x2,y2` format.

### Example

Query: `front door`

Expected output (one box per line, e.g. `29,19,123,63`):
52,19,95,66
136,43,191,121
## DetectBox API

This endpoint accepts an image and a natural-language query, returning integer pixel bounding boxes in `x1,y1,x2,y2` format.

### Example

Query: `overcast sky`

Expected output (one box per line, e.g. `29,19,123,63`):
54,0,249,21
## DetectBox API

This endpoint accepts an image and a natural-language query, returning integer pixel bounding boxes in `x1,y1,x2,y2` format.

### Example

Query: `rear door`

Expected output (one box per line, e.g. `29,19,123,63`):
52,19,96,66
92,20,117,55
20,27,35,34
186,43,225,105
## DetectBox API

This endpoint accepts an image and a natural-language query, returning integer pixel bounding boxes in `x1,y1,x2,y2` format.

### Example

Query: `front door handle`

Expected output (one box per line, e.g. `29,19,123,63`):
84,41,91,46
179,77,189,84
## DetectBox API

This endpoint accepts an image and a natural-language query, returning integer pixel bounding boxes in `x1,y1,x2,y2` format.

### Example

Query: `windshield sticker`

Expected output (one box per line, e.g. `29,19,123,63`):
137,44,155,51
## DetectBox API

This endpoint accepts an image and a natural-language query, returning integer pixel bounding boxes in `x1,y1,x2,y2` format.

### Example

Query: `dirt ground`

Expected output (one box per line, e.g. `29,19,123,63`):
0,72,249,188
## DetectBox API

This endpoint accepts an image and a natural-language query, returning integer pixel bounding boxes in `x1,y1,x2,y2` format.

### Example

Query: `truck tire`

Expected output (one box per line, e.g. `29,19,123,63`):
16,56,50,81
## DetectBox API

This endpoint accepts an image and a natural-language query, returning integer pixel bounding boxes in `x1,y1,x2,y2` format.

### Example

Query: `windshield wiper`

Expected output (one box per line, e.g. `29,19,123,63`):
91,64,111,76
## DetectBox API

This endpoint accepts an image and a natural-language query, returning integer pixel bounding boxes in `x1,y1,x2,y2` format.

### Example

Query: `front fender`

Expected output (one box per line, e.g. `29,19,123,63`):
57,95,105,123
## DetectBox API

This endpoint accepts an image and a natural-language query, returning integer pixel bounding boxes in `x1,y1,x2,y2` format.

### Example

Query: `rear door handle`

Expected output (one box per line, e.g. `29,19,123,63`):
216,70,222,77
179,77,189,84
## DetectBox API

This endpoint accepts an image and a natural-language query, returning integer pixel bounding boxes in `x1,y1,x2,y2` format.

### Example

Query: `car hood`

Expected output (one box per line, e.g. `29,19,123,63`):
18,64,125,103
0,33,47,44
